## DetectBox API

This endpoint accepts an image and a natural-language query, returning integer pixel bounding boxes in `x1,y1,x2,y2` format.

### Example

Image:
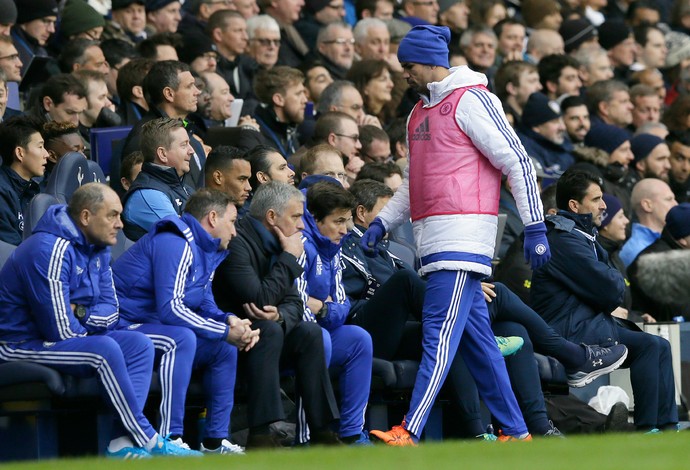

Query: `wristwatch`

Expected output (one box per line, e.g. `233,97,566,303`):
316,302,328,319
74,304,87,319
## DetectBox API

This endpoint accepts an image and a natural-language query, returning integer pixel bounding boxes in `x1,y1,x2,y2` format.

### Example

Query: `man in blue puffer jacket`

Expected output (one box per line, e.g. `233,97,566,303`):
113,188,259,454
0,183,196,458
295,179,373,445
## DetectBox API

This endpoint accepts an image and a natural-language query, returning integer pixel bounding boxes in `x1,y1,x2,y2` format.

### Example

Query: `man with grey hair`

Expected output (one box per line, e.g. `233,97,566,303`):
586,79,634,130
573,46,614,88
315,22,355,79
247,14,281,69
460,26,498,76
353,17,390,61
525,29,565,64
213,181,342,448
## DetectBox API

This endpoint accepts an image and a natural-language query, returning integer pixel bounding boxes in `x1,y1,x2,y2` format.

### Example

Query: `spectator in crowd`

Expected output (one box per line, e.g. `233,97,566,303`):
0,37,23,111
586,79,633,129
301,60,334,105
178,0,233,37
11,0,58,76
662,94,690,133
0,116,45,245
137,31,181,60
358,124,390,164
204,145,252,210
296,0,347,50
246,145,295,192
73,70,120,141
629,133,671,184
667,131,690,202
625,0,660,27
493,18,525,64
632,24,667,71
0,0,17,37
468,0,506,29
209,10,256,101
311,112,363,182
521,0,562,30
0,70,9,121
296,180,373,445
538,54,581,100
247,15,281,70
517,92,575,176
262,0,308,68
346,60,394,125
629,84,662,132
0,183,200,458
213,181,342,448
253,66,307,157
101,38,139,104
120,60,206,189
316,80,381,127
561,95,590,146
559,18,598,56
356,161,403,191
114,188,257,455
146,0,183,34
438,0,468,45
120,150,145,192
619,177,678,267
58,39,110,77
572,46,614,88
300,143,349,188
598,19,635,83
386,117,408,168
122,118,194,240
30,74,87,127
104,0,148,45
233,0,261,19
494,61,542,123
628,203,690,321
631,68,665,102
460,27,497,76
116,58,155,126
353,18,390,62
531,168,678,432
397,0,440,26
177,32,218,74
60,0,106,41
41,121,86,183
314,22,355,80
524,29,565,64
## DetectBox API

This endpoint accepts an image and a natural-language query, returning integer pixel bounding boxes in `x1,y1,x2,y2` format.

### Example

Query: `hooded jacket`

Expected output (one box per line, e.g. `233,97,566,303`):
112,213,231,341
296,205,350,332
0,166,40,246
531,210,625,346
0,205,118,343
375,66,544,277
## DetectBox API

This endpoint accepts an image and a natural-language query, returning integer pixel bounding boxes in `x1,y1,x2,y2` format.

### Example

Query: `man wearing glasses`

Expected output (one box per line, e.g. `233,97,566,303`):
314,22,355,79
0,36,22,120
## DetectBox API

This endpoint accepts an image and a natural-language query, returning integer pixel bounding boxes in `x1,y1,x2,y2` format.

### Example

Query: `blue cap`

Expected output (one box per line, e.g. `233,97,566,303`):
397,25,450,68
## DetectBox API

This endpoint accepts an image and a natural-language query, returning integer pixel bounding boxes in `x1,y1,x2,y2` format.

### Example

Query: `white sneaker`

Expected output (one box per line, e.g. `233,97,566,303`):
200,439,246,455
170,437,192,450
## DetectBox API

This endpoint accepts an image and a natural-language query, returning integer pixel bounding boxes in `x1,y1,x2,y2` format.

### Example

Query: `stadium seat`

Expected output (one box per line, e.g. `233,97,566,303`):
87,159,106,184
22,193,61,240
44,152,92,203
0,239,16,268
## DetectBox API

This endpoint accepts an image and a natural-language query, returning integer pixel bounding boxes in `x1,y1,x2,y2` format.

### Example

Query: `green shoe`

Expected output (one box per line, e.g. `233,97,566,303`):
495,336,524,356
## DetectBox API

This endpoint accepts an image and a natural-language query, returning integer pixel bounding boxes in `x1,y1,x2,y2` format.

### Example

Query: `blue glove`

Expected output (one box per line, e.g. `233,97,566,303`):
523,222,551,270
360,218,387,257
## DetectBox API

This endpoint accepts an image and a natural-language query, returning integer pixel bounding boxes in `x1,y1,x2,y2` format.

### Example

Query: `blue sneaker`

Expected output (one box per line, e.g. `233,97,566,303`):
644,428,662,434
495,336,524,356
566,344,628,388
351,431,374,446
475,433,498,442
105,446,151,459
149,434,203,457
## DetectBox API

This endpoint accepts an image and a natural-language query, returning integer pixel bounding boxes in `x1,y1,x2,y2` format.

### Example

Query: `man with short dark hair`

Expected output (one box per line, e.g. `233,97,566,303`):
122,117,194,240
666,131,690,203
205,145,252,208
531,168,678,432
213,181,342,448
0,116,46,244
209,10,256,101
359,125,390,164
116,58,155,126
58,38,110,76
31,73,87,126
538,54,582,101
114,188,258,455
246,145,295,190
120,60,206,188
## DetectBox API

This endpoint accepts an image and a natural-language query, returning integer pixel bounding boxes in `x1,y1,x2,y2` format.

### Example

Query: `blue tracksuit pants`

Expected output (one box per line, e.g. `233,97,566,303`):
404,270,527,438
0,331,157,447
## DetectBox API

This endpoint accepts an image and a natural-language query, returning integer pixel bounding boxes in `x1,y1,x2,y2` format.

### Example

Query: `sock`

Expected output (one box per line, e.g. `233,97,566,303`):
145,434,160,452
203,437,224,450
108,436,134,452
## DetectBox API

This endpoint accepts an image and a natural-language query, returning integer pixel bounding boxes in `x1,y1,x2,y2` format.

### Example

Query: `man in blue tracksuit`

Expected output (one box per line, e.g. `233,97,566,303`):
0,183,196,458
296,179,373,444
113,188,259,454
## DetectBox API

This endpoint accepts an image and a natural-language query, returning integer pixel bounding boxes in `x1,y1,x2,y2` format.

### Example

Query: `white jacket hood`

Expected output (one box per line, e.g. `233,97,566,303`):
423,66,488,106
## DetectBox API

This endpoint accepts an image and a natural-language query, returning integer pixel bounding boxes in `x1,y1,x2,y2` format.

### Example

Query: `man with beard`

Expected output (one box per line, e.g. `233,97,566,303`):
561,96,590,147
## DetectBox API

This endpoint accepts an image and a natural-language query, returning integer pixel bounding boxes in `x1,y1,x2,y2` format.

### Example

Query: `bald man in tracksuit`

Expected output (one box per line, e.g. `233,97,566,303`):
362,25,552,445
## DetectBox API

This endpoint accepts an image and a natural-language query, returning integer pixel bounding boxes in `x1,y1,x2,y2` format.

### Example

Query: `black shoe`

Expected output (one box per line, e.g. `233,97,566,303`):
566,344,628,387
310,429,343,446
605,402,632,432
